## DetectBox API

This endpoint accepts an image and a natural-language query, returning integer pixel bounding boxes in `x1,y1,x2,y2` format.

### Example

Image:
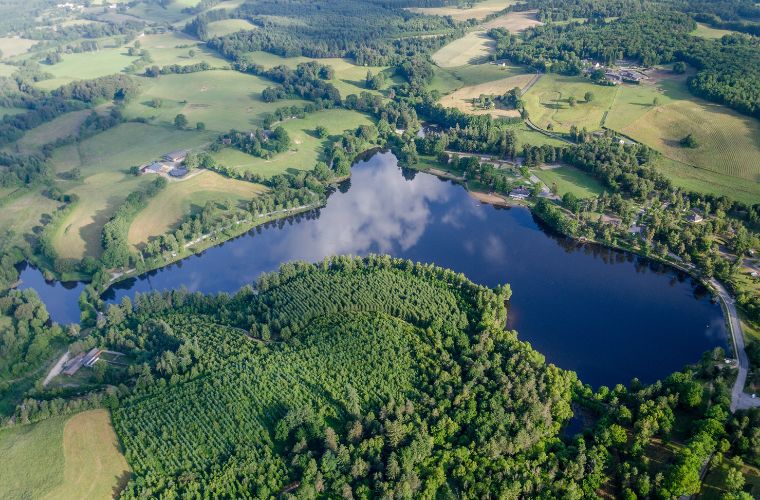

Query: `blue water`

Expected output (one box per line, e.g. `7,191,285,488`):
18,152,727,387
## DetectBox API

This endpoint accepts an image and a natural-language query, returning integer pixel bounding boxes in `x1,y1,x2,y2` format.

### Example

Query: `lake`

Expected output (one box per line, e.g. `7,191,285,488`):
18,151,727,387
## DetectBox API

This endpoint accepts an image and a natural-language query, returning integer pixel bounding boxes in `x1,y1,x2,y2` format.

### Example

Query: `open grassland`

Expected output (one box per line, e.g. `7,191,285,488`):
0,410,130,500
523,74,617,132
137,32,230,68
206,18,257,37
0,189,61,249
124,70,308,131
0,62,17,76
12,109,92,154
244,51,395,98
0,37,37,58
439,72,535,117
34,48,138,90
128,170,266,245
433,30,494,67
211,108,372,178
431,62,526,94
533,165,606,198
124,1,193,24
617,96,760,183
482,10,542,30
691,23,739,39
651,157,760,205
505,121,567,148
407,0,514,21
49,123,212,258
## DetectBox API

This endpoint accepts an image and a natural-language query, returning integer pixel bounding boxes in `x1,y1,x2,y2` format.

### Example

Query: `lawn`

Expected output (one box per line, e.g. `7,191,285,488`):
33,48,138,90
210,108,373,178
136,32,230,68
123,70,309,131
407,0,515,21
522,74,618,132
533,165,606,198
206,18,257,37
48,122,213,258
243,51,396,98
0,409,130,500
128,170,266,245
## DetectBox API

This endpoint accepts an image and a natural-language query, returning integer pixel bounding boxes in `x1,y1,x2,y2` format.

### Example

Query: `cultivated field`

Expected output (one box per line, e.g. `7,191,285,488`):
433,30,494,67
0,410,129,500
128,170,266,245
206,19,257,37
136,32,230,68
651,157,760,205
482,10,542,31
430,61,524,94
407,0,515,21
210,108,372,178
34,48,138,90
439,72,535,117
522,74,618,132
123,70,309,131
533,165,606,198
48,123,212,258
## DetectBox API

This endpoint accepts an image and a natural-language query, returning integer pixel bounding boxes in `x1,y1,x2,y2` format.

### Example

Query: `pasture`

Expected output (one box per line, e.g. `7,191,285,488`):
0,37,37,58
691,23,738,39
504,122,567,148
0,410,130,500
128,170,266,245
136,32,229,67
0,189,61,251
34,48,138,90
123,70,308,131
431,61,526,95
439,72,536,118
244,51,395,97
48,123,212,258
12,109,93,154
206,19,257,37
533,165,606,198
432,30,494,67
482,10,543,31
522,74,617,132
211,108,373,178
407,0,515,21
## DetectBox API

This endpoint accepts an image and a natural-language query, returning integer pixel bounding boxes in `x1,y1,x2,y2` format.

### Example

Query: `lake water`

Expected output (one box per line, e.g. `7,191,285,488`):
18,151,727,387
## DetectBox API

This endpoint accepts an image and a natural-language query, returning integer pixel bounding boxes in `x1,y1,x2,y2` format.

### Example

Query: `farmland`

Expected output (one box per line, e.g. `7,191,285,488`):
439,72,536,118
206,19,257,37
136,32,230,68
0,410,129,500
407,0,514,20
0,37,36,58
433,30,494,67
522,74,618,132
33,48,138,90
123,70,309,131
128,170,266,246
48,122,212,258
11,109,93,154
210,108,372,178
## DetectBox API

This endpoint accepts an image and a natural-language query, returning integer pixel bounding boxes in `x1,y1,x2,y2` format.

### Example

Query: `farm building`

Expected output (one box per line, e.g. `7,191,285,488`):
163,150,187,163
62,352,85,376
83,348,103,367
141,162,164,174
169,167,188,178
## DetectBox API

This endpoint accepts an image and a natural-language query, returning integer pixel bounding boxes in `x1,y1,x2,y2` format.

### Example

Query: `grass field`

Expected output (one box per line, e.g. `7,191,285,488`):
0,37,37,58
0,409,130,500
206,18,257,37
482,10,542,30
210,108,372,178
0,189,61,250
439,72,535,117
430,62,527,94
244,51,395,98
407,0,515,21
136,32,230,68
33,48,138,90
651,157,760,205
49,123,212,258
505,121,568,148
433,30,494,67
523,74,618,132
128,170,266,245
691,23,738,39
12,109,92,154
533,165,606,198
123,70,309,131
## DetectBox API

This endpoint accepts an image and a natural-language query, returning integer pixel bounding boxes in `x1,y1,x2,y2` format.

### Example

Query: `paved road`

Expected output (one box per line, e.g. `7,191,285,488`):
710,278,760,412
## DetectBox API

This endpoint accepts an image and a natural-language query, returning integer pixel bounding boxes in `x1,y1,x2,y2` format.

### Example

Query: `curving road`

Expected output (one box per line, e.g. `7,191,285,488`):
709,278,760,412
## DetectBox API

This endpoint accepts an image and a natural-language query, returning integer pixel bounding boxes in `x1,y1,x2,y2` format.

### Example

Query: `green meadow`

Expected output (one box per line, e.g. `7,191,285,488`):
136,32,230,68
533,165,606,198
34,48,138,90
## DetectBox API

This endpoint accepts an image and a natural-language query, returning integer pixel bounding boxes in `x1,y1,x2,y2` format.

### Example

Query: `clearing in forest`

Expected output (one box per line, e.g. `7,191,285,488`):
128,170,266,246
0,409,130,500
482,10,543,31
407,0,515,21
206,19,257,37
439,72,535,118
210,108,372,179
691,23,739,39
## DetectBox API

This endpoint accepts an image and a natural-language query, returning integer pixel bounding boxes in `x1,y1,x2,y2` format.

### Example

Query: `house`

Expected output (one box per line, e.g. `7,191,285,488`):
142,161,164,174
686,212,704,223
509,187,531,200
163,150,187,163
169,167,188,178
82,348,103,367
